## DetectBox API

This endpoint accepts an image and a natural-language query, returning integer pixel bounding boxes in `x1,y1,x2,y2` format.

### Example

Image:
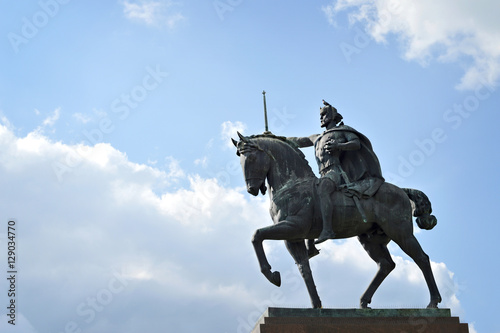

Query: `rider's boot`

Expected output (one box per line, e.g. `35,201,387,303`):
315,219,336,244
315,178,336,244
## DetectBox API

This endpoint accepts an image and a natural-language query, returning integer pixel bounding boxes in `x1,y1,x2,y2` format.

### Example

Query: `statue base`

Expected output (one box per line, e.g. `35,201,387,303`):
251,307,469,333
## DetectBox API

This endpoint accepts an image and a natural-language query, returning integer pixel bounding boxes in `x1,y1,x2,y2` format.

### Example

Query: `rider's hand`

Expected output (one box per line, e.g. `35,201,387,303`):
324,140,339,153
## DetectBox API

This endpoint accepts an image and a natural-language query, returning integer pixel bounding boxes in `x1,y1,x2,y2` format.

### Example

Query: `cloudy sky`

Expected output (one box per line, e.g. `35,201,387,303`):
1,1,499,332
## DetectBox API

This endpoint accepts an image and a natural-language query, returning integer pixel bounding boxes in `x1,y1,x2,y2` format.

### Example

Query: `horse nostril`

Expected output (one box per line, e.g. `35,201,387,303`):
247,185,259,196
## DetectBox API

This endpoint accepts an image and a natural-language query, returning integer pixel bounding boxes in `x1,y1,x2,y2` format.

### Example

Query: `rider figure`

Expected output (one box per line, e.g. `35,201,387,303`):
289,101,384,249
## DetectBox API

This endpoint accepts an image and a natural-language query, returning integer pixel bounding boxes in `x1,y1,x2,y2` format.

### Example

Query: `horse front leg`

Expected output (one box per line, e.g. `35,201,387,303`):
251,221,304,287
285,240,322,308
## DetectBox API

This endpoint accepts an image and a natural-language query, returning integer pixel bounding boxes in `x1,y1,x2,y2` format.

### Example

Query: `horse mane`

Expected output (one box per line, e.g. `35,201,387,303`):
247,133,314,175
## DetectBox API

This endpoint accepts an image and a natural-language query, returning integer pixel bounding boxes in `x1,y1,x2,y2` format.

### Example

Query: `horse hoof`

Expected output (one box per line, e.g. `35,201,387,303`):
427,302,439,309
264,270,281,287
271,271,281,287
427,297,441,309
360,300,371,309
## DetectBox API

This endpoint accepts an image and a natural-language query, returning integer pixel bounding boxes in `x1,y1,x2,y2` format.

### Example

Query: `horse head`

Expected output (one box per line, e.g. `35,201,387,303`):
233,132,270,196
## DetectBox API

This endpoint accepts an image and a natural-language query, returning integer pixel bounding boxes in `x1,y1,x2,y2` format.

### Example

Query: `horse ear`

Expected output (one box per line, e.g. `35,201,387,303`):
231,138,238,147
237,131,248,143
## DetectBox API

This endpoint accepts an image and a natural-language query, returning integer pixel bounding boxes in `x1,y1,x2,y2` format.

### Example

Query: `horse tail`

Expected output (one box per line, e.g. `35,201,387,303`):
402,188,437,230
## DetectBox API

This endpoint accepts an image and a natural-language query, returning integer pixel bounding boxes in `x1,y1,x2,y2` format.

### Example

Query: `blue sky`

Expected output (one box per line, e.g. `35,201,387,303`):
0,1,499,332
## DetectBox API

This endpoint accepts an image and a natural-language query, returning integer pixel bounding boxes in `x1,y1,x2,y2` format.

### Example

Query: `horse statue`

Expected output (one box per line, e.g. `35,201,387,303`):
232,132,442,309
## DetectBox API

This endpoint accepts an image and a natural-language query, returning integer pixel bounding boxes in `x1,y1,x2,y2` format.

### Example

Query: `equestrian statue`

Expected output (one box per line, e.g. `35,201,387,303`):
232,95,441,309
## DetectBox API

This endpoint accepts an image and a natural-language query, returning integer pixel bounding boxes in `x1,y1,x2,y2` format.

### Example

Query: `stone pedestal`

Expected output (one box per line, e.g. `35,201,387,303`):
251,307,469,333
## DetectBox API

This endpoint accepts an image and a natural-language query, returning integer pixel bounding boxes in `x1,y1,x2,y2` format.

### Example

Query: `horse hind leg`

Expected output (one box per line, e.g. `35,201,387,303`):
385,227,442,308
285,240,322,308
358,233,395,309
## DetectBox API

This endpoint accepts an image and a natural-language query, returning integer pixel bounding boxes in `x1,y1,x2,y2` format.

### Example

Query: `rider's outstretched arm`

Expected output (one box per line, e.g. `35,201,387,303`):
288,134,319,148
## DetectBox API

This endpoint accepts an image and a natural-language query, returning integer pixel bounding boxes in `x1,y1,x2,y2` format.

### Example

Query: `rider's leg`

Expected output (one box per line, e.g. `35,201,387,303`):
315,177,336,244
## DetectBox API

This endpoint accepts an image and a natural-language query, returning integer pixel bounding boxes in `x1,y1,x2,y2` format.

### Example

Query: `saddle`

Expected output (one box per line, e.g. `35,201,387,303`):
315,176,383,201
339,177,384,199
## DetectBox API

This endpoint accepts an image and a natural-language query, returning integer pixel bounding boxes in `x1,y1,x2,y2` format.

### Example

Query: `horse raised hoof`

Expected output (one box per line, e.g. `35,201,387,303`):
263,270,281,287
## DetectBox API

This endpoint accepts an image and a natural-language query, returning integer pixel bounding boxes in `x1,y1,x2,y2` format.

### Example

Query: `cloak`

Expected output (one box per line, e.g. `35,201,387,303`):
314,125,384,198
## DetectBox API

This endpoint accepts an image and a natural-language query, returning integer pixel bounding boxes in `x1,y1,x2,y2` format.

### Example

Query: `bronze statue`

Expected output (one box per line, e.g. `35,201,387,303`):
232,100,441,309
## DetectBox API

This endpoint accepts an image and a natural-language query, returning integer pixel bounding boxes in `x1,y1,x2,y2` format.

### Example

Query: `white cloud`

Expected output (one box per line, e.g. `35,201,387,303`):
73,112,92,124
165,12,184,29
0,113,14,131
221,120,247,149
164,156,185,179
121,0,185,28
194,155,209,168
324,0,500,90
28,108,61,136
42,108,60,127
322,4,337,27
0,122,268,332
193,139,214,169
0,122,466,332
122,0,162,25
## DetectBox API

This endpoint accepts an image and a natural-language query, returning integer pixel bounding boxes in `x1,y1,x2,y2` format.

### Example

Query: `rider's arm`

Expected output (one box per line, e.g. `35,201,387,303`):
339,132,361,150
325,132,361,152
287,134,319,148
